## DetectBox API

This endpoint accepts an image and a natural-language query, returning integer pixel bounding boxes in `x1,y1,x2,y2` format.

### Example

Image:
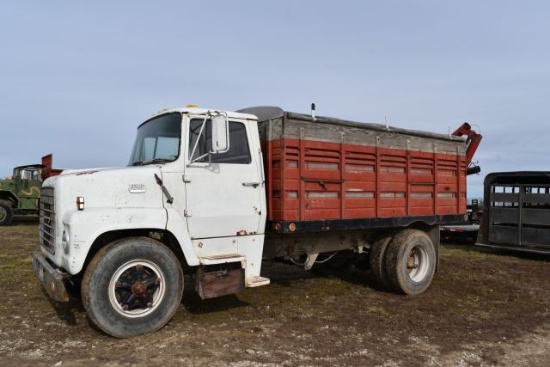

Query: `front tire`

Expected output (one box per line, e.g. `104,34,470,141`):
384,229,436,295
0,200,13,226
82,237,184,338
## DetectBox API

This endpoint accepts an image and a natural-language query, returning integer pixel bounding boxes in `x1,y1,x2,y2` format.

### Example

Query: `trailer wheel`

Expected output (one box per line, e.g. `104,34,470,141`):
368,235,393,290
0,200,13,226
82,237,183,338
384,229,436,295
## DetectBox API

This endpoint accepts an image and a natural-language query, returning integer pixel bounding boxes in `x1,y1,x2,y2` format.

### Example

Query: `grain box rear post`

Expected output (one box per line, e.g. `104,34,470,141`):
478,171,550,254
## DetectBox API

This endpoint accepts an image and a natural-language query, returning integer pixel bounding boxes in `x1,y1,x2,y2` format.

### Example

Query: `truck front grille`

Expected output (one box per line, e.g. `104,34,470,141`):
39,187,55,254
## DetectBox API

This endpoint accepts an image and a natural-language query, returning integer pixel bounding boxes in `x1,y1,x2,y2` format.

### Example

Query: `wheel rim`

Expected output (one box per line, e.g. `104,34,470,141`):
0,207,6,222
406,245,430,283
108,260,166,318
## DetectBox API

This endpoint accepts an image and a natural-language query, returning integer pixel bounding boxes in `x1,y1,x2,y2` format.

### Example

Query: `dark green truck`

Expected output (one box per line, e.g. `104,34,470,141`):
0,154,62,226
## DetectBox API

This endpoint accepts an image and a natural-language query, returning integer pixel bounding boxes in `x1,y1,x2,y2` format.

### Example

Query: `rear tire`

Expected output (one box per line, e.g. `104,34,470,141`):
368,234,394,290
384,229,436,295
0,200,13,226
82,237,184,338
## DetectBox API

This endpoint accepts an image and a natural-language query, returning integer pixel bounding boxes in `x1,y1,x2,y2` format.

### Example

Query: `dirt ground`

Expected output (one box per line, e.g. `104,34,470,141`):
2,220,550,367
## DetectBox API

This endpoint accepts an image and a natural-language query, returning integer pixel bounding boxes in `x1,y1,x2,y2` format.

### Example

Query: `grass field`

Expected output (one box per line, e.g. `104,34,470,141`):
1,220,550,366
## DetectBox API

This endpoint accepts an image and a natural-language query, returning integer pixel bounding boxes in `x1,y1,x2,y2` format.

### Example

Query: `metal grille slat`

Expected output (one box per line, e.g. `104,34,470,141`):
40,187,55,254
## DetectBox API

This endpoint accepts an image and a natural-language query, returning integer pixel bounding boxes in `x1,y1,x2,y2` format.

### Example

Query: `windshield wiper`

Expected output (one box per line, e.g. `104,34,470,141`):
132,158,171,166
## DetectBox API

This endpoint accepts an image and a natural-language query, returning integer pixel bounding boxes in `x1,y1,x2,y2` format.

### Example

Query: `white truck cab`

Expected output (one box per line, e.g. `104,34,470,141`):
32,107,269,337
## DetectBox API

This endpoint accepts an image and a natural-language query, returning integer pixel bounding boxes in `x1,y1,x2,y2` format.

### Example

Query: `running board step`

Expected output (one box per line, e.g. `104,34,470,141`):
199,254,245,265
246,276,270,288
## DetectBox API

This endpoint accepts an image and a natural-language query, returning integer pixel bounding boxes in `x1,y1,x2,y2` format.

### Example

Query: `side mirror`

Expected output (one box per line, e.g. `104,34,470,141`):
211,115,229,153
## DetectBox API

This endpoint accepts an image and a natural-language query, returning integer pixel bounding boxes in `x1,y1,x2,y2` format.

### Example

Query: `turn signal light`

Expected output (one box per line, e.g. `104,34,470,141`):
76,197,85,210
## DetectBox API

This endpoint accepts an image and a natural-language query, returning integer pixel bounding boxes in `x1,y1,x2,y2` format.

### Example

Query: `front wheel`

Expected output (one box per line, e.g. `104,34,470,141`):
0,200,13,226
82,237,184,338
384,229,436,295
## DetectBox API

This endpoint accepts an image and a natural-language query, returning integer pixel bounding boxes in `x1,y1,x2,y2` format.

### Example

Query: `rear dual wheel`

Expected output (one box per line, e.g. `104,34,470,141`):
368,234,394,290
370,229,436,295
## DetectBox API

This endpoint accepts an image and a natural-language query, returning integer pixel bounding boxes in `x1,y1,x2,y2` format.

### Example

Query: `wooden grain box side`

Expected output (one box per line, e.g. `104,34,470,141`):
259,112,468,225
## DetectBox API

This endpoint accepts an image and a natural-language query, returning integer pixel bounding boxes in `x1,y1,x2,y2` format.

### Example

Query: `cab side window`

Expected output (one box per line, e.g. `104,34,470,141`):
189,119,251,164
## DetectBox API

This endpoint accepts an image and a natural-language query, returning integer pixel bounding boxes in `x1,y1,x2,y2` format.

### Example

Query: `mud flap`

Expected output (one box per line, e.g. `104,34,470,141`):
196,263,244,299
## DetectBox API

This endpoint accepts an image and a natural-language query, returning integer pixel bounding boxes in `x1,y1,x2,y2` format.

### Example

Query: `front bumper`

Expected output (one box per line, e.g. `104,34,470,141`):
31,251,70,302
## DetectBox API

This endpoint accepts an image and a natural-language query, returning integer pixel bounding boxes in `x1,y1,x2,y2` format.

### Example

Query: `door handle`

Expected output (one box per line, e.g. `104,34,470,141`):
242,182,261,188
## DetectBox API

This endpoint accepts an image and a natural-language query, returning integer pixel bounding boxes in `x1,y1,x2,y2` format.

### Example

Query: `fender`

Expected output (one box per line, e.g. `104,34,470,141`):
0,190,18,207
61,207,169,274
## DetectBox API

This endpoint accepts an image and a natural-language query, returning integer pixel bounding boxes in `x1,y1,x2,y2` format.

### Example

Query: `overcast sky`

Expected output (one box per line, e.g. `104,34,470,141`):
2,1,549,199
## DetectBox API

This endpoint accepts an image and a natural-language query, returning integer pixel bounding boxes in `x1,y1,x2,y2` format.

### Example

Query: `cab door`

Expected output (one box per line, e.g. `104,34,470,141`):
184,117,264,239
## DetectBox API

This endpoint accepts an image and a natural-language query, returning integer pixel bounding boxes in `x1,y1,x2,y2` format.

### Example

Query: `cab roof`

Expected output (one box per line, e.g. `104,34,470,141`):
150,107,258,122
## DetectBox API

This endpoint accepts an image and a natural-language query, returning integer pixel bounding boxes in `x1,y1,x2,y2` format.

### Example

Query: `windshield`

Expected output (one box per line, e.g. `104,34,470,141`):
128,112,182,166
13,166,41,180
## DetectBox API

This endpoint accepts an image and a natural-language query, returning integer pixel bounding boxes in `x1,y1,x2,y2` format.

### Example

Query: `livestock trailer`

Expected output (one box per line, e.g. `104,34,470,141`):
477,171,550,253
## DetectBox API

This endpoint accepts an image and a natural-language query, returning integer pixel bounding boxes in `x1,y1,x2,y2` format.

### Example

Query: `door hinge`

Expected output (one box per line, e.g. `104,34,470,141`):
183,174,191,183
184,209,192,217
